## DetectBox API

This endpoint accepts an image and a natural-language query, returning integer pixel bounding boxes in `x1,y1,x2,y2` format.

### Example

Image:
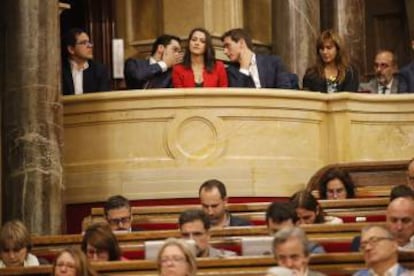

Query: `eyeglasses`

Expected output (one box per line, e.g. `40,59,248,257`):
160,255,187,265
107,216,131,226
327,187,345,195
76,40,94,47
359,236,393,251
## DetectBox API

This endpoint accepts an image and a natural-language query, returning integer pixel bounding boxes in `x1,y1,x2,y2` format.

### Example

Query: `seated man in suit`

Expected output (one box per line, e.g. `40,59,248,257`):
354,225,408,276
124,34,183,89
104,195,132,232
199,179,251,229
178,208,236,257
399,39,414,93
359,50,399,94
221,28,294,89
62,28,111,95
265,202,325,253
351,196,414,251
272,227,326,276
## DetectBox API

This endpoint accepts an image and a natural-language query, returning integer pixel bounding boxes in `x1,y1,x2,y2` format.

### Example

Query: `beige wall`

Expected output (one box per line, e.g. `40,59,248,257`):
62,90,414,204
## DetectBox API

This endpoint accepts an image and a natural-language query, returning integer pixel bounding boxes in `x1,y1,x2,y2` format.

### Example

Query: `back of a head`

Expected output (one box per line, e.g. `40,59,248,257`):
265,202,297,225
62,28,86,56
198,179,227,199
390,184,414,201
0,220,31,252
81,223,121,261
179,209,210,230
104,195,130,216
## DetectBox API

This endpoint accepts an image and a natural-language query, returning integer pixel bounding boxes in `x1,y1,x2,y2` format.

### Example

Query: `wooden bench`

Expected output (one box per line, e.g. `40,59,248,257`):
83,197,389,231
306,160,408,198
31,223,385,262
2,252,413,276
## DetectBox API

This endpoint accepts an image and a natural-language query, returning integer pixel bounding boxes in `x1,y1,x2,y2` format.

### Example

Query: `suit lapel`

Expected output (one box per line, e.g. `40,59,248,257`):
256,54,266,87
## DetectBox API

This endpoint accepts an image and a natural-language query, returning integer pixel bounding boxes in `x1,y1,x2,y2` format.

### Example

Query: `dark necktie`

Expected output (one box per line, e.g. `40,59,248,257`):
381,85,387,94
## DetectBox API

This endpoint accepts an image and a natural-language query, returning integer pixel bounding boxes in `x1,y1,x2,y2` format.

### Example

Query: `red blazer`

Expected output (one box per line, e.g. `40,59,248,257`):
172,61,228,88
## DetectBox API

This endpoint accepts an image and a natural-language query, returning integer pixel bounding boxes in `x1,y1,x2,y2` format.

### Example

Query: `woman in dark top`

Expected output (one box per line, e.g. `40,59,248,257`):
172,27,227,88
303,29,359,93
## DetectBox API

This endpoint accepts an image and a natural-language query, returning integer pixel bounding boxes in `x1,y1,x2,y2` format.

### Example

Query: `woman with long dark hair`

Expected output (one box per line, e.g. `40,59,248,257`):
172,28,228,87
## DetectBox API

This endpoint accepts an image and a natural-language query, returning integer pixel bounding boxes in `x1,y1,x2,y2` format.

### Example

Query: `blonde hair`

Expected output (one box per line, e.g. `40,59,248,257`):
53,247,97,276
157,238,197,276
0,220,32,253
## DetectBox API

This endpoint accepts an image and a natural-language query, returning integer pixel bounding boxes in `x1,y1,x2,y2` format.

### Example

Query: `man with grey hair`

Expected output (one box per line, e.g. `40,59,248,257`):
272,227,325,276
354,225,408,276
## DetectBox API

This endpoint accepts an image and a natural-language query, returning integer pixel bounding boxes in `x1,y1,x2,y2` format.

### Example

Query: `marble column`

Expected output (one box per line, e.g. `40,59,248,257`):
2,0,63,234
331,0,366,79
272,0,320,86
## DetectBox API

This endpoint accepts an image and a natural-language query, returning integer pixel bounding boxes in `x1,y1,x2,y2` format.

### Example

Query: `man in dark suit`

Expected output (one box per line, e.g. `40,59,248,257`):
62,28,111,95
399,40,414,93
124,34,183,89
359,50,400,94
221,28,293,89
198,179,251,228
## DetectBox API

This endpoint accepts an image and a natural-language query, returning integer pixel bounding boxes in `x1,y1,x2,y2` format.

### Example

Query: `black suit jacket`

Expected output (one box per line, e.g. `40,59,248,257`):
302,66,359,92
399,62,414,93
124,58,173,89
226,54,292,89
62,59,111,95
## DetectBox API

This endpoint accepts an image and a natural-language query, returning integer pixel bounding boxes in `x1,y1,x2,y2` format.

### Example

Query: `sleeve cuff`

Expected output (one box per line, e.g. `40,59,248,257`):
158,61,168,72
239,68,250,76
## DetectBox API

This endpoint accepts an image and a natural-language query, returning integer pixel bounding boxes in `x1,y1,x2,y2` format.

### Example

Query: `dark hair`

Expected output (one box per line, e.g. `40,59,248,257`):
198,179,227,199
179,209,210,230
104,195,130,216
390,184,414,201
63,28,87,49
53,247,97,276
265,202,297,225
290,190,325,223
81,223,121,261
151,34,181,56
318,168,355,199
182,28,216,73
221,28,254,51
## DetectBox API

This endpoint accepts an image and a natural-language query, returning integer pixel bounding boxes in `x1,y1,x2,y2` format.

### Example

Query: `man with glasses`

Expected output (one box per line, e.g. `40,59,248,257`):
62,28,110,95
354,225,408,276
178,208,236,257
104,195,132,232
359,50,399,94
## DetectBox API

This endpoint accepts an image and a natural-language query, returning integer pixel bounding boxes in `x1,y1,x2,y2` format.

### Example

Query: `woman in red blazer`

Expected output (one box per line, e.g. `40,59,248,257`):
172,28,228,88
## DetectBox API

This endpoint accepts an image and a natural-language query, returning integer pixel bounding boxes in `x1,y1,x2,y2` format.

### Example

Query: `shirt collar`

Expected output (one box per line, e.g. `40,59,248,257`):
69,59,89,71
250,54,257,66
149,57,157,65
369,263,399,276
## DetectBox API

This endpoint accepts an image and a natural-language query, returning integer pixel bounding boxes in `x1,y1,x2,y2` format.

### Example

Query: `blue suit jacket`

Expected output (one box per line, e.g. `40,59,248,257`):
354,264,408,276
399,62,414,93
226,54,293,89
62,59,110,95
124,58,173,89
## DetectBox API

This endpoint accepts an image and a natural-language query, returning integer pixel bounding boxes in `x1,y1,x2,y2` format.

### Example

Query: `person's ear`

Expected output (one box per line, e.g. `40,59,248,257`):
157,45,165,55
67,45,75,55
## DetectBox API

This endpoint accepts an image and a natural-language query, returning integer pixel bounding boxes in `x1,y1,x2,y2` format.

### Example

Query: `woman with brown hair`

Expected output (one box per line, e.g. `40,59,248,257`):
0,220,39,267
53,247,97,276
303,29,359,92
290,190,343,225
81,223,122,262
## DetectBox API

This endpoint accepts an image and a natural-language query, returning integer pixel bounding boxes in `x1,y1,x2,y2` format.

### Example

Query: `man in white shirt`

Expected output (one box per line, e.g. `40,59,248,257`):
359,50,399,94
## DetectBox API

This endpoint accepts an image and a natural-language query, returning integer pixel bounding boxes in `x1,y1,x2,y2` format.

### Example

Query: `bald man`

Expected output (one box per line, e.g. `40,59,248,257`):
359,50,399,94
386,197,414,250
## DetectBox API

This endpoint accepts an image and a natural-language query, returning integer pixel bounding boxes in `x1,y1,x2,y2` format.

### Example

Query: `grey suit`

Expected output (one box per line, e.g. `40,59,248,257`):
359,77,399,94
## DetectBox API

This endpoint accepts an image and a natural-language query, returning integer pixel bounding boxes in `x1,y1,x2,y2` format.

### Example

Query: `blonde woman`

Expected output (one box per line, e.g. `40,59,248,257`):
157,238,197,276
